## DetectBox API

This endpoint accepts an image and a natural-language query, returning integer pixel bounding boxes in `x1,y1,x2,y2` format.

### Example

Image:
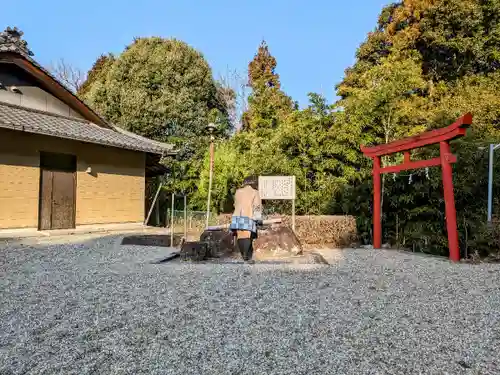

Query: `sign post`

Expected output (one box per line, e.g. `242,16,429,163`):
258,176,296,232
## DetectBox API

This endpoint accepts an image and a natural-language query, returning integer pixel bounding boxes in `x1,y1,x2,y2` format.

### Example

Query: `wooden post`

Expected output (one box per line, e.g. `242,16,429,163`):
373,156,382,249
440,141,460,262
144,182,163,226
404,151,411,163
184,195,187,240
292,198,296,232
170,193,175,247
154,195,160,226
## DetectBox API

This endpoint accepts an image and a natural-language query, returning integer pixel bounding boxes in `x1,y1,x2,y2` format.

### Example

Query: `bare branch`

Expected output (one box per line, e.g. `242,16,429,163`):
48,58,86,93
217,67,249,131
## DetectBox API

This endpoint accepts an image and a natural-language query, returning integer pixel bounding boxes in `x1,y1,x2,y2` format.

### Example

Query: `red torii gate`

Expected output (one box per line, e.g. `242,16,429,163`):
361,113,472,262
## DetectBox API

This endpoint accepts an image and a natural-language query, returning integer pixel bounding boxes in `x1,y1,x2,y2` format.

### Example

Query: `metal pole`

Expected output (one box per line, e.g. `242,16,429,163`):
292,198,296,232
184,195,187,240
205,136,214,228
488,143,494,223
171,193,175,247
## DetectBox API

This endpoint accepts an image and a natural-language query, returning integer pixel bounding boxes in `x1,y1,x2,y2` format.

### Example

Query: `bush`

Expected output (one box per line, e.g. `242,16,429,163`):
467,222,500,261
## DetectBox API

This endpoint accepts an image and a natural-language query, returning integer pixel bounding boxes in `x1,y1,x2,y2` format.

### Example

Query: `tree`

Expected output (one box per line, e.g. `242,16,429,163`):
79,37,228,141
195,92,360,216
334,0,500,257
343,0,500,84
48,58,86,93
215,80,237,131
77,54,114,98
416,0,500,81
216,68,249,131
242,41,295,132
79,37,232,201
276,93,350,214
339,54,428,148
248,40,281,90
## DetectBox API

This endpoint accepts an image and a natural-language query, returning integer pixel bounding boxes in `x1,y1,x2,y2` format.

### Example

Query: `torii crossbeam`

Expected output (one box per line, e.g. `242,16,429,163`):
361,113,472,262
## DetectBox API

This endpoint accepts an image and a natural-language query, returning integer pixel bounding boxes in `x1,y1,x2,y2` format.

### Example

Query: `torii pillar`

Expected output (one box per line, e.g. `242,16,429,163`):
361,113,472,262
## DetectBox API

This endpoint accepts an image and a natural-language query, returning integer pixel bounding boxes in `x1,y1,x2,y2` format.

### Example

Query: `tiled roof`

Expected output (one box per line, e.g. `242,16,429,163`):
0,27,33,57
0,102,175,155
0,27,111,126
0,26,175,156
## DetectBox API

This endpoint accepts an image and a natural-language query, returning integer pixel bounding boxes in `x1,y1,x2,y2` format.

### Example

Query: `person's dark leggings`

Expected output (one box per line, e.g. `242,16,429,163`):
237,238,254,261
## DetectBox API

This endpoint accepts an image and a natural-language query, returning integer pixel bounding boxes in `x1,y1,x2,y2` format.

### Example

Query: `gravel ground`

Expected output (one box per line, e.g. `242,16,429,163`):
1,235,500,375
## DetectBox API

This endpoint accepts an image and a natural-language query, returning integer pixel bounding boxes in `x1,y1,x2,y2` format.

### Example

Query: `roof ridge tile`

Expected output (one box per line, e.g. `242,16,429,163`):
0,102,175,155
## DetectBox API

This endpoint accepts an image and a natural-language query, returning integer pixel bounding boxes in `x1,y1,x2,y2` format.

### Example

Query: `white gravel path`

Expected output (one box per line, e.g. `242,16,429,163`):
1,235,500,375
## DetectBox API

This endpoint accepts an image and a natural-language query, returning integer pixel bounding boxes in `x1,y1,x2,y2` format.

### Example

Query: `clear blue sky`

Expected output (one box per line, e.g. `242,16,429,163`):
4,0,388,107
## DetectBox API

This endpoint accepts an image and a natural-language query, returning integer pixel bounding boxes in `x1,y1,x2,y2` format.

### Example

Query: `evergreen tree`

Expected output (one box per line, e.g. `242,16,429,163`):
79,37,232,199
336,0,500,256
248,40,281,90
242,41,295,132
80,37,229,140
77,53,114,99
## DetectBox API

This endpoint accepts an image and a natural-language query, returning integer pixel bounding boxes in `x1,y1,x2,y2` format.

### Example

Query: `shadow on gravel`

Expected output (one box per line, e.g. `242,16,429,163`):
150,253,330,266
121,234,184,247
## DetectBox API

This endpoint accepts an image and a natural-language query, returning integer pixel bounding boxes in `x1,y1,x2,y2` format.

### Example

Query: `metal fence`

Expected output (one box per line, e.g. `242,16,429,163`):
165,210,222,232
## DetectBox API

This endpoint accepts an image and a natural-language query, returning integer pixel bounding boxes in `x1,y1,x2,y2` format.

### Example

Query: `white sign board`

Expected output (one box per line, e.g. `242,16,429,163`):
258,176,296,200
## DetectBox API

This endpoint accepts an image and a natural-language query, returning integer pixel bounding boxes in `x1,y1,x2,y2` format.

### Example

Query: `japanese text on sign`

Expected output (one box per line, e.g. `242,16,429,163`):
258,176,296,200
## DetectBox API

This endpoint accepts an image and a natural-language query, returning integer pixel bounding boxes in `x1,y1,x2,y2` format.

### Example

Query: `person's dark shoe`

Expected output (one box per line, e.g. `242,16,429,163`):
245,259,255,264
